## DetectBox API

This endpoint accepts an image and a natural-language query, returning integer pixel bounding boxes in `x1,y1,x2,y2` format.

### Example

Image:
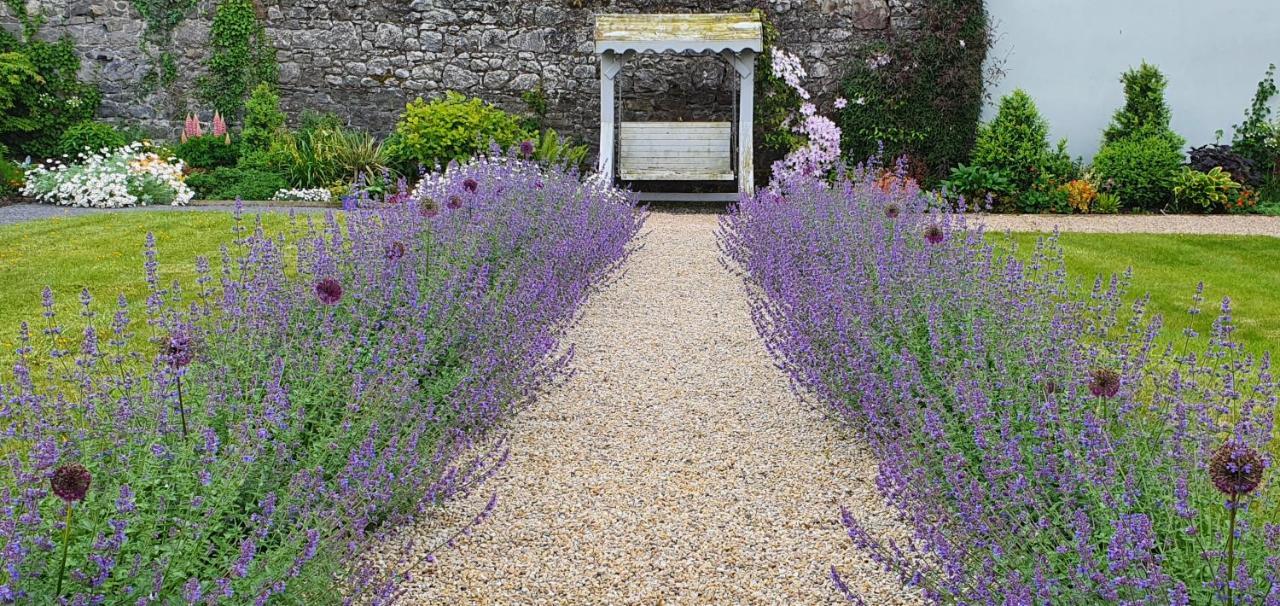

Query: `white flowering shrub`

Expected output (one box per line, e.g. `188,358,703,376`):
21,143,194,208
271,188,333,203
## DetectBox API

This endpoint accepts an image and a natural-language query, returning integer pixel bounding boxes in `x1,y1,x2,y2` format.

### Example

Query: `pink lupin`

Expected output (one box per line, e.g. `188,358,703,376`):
212,111,227,137
185,113,203,140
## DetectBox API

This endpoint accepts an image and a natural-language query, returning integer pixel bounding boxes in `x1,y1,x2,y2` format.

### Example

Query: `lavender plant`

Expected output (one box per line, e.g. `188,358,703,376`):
721,164,1277,605
1,155,642,603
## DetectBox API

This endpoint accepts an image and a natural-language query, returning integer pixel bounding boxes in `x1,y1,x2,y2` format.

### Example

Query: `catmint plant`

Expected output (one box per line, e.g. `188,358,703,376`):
1,153,643,603
721,161,1276,605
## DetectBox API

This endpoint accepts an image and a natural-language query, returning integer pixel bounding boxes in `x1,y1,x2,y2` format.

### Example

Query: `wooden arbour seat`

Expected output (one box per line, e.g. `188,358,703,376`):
618,121,735,182
595,13,762,201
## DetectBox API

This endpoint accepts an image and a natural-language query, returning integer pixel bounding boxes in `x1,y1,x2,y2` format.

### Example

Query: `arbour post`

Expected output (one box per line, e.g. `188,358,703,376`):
732,50,756,196
598,51,623,184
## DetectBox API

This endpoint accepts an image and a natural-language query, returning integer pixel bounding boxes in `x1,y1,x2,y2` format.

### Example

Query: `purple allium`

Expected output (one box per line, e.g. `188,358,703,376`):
1088,368,1120,398
884,203,901,218
519,140,535,158
164,332,194,369
447,196,462,210
924,224,945,244
462,178,478,193
51,464,92,502
1209,442,1265,496
385,241,406,262
314,278,343,306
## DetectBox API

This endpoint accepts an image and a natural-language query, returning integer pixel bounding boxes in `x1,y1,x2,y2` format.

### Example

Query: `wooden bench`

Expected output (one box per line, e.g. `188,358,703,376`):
618,121,734,181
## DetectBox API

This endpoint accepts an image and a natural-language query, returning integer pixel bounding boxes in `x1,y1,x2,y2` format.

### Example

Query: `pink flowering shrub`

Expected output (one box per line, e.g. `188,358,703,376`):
768,48,844,185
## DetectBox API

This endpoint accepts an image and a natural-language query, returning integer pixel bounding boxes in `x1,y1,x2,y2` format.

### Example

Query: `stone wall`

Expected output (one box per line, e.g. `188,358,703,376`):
5,0,918,151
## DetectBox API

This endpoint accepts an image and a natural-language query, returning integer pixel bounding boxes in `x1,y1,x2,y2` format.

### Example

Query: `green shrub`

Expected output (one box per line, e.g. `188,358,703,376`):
1102,62,1184,147
385,91,530,174
0,156,23,198
838,0,991,183
970,89,1075,195
240,83,285,155
528,128,589,172
265,124,387,188
175,134,240,169
1092,133,1184,211
1093,192,1121,214
1233,64,1279,175
0,31,102,159
185,167,286,200
1018,172,1074,213
942,163,1014,209
54,121,127,157
1172,166,1241,212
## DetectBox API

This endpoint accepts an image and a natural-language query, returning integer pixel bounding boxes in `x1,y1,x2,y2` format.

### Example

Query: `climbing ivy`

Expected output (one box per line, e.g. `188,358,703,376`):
839,0,994,184
199,0,277,120
753,9,806,176
2,0,42,40
131,0,200,46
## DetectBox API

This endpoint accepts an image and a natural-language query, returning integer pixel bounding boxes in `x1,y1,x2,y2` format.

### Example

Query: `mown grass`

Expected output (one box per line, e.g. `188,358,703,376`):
993,232,1280,355
0,212,300,360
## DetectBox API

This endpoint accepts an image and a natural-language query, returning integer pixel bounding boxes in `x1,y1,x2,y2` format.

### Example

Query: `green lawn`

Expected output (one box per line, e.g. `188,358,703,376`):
1,216,1275,364
0,212,297,358
994,232,1280,355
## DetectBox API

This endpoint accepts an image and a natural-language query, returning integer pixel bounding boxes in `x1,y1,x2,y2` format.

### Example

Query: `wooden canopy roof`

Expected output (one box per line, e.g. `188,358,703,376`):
593,13,764,55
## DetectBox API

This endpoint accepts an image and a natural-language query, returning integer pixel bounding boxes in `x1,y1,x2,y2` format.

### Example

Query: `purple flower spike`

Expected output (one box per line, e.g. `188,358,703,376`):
1210,442,1264,496
314,278,343,305
51,464,92,502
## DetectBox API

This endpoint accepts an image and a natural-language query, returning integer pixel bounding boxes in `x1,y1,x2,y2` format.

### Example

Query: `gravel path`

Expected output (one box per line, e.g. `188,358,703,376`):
383,213,921,605
0,202,329,226
977,213,1280,236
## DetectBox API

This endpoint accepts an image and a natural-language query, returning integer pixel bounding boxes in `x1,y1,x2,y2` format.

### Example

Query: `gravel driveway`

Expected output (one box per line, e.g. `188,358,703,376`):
0,202,329,226
976,213,1280,236
381,213,921,605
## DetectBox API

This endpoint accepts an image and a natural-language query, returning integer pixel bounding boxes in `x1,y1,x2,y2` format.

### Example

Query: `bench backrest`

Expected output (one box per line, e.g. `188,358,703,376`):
618,121,734,181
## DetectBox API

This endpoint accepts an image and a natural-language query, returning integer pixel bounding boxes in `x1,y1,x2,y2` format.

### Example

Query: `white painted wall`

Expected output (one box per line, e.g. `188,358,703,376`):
984,0,1280,161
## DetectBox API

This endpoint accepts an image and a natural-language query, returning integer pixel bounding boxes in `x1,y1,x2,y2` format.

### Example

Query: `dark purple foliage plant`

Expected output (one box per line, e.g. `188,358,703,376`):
0,155,642,603
721,161,1277,605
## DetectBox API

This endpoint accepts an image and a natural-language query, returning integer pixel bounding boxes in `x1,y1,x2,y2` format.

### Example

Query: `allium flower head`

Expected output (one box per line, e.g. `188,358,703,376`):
447,196,462,210
884,203,901,218
165,331,194,368
1088,368,1120,398
924,224,945,244
1041,379,1058,395
385,241,406,262
1210,442,1265,496
314,278,343,305
462,178,479,193
519,140,535,157
51,464,92,502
